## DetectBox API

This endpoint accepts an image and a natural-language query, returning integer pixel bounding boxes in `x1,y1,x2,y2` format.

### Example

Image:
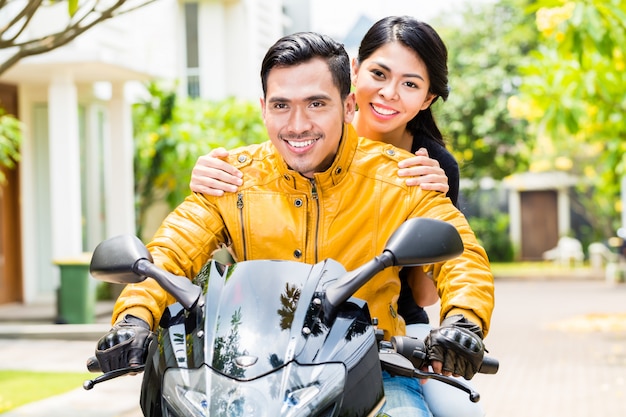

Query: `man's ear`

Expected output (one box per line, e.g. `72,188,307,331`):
260,97,267,121
344,92,356,124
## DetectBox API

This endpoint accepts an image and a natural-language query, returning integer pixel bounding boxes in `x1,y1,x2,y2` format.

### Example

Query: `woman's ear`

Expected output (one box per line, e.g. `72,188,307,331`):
421,93,438,111
351,57,359,86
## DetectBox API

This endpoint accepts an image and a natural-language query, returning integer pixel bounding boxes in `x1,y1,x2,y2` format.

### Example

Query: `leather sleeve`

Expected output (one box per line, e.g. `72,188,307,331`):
111,192,230,329
415,191,495,337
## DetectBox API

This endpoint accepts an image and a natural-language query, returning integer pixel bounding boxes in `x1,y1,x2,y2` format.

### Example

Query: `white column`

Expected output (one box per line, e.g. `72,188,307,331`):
48,71,83,258
508,189,521,260
105,82,136,237
557,188,570,237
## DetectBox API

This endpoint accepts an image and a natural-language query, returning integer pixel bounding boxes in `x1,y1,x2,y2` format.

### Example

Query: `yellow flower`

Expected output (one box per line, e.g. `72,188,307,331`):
584,165,596,178
536,3,576,37
507,96,544,121
555,156,573,171
530,159,552,172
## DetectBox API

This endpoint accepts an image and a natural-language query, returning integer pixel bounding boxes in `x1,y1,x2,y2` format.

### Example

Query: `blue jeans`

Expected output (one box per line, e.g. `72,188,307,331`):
379,371,433,417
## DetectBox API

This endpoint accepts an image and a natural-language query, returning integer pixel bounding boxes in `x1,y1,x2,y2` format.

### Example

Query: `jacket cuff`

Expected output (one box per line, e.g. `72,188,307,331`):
446,308,484,335
112,306,154,330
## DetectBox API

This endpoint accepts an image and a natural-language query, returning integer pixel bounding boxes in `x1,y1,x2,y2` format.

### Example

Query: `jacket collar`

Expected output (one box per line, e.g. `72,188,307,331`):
275,123,358,191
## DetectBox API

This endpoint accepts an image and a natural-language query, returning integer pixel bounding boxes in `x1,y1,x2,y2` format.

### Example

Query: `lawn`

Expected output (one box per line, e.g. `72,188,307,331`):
490,261,601,279
0,370,93,413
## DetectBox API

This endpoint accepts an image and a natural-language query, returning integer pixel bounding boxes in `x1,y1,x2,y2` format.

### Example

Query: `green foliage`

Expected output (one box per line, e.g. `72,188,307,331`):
0,108,22,184
133,82,266,236
514,0,626,237
433,0,538,180
469,212,514,262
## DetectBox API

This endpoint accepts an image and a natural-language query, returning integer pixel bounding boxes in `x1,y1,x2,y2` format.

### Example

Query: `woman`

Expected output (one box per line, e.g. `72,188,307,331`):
190,17,479,417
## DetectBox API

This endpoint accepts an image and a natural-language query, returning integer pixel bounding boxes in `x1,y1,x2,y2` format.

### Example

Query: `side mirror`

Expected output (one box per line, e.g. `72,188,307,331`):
90,235,152,284
324,217,463,313
89,234,202,310
385,217,464,266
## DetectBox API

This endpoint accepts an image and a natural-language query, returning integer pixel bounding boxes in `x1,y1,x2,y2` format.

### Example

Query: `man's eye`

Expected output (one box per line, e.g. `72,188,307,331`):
310,101,324,108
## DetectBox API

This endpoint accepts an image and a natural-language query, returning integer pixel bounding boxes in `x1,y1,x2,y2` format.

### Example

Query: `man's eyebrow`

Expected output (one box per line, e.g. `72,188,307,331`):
306,94,332,101
374,61,425,81
267,94,332,103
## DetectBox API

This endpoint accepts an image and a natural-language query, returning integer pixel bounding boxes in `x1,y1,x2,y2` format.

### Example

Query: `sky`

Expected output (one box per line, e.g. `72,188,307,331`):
309,0,489,41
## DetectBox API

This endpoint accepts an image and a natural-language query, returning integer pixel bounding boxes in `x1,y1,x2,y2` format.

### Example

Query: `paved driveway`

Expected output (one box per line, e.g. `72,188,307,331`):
449,279,626,417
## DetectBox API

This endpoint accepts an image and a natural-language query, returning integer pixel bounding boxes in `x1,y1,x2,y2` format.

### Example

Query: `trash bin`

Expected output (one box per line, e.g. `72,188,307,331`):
54,253,95,324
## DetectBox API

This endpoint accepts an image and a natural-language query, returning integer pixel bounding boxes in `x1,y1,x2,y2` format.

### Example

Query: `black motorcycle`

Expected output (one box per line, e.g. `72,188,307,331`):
85,217,498,417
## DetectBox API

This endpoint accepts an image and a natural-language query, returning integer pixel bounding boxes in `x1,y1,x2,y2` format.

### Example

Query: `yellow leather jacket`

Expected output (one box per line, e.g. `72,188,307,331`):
114,124,494,339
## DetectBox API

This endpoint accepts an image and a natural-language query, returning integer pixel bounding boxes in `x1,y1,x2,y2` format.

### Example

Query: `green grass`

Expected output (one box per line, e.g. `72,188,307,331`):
0,370,93,413
491,261,600,278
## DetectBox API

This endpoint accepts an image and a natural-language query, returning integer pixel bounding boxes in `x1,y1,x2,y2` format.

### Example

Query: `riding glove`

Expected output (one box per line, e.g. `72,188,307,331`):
425,314,485,380
95,314,154,373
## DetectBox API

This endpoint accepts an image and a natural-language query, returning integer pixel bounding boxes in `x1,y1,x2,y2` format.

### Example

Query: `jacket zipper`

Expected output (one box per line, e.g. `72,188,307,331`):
237,193,247,260
310,179,320,262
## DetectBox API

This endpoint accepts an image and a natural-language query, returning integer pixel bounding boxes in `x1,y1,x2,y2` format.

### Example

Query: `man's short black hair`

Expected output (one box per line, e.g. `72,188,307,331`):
260,32,351,100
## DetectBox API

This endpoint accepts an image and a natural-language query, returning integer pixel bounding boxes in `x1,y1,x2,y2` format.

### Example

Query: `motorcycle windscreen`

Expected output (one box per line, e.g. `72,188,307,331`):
203,260,317,380
162,361,346,417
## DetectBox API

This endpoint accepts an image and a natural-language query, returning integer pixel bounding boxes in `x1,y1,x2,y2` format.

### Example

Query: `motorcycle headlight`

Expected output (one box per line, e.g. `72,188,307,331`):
162,362,346,417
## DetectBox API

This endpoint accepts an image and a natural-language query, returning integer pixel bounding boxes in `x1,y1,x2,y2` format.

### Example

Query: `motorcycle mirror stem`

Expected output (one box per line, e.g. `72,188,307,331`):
90,235,202,311
323,218,463,320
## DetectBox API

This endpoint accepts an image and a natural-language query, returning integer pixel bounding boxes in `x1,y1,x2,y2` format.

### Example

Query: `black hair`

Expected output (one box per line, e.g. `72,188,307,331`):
357,16,449,147
261,32,351,101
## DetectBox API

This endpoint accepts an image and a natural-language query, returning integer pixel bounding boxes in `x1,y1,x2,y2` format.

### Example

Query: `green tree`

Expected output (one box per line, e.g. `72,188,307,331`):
0,108,22,184
133,83,267,237
512,0,626,237
433,0,538,181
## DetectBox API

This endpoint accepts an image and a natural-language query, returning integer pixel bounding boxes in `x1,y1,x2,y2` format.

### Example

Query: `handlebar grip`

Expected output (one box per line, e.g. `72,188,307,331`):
479,355,499,374
86,356,101,373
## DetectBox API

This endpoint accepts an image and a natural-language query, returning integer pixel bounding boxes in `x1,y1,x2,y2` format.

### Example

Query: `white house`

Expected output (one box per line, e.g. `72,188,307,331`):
0,0,295,305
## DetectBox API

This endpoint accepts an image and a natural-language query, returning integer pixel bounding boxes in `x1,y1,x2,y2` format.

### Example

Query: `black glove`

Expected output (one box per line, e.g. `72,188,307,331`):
425,314,484,380
95,314,153,373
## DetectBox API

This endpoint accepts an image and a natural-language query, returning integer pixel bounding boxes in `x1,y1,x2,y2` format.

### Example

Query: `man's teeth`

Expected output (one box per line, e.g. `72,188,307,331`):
372,104,396,115
288,139,316,148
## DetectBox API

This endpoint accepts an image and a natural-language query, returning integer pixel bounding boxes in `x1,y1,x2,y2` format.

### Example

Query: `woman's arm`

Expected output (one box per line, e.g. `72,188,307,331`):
190,147,454,199
189,148,243,196
406,266,439,307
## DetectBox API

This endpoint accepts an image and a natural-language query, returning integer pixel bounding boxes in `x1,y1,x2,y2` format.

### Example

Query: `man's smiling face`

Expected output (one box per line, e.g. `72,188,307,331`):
261,57,355,178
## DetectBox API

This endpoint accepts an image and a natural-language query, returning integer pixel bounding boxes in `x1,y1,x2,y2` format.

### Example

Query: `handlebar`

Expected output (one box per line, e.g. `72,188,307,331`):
83,356,145,390
86,356,101,373
380,335,499,403
390,335,499,374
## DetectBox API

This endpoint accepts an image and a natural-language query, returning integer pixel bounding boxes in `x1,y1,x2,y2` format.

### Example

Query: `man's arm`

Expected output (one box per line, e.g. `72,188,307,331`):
111,192,230,329
412,191,494,336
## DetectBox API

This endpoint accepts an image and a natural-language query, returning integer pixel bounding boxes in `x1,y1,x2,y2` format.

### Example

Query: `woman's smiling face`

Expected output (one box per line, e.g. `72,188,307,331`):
352,41,435,140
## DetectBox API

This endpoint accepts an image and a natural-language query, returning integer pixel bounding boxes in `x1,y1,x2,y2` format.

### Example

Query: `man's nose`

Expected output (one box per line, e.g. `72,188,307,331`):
287,107,313,133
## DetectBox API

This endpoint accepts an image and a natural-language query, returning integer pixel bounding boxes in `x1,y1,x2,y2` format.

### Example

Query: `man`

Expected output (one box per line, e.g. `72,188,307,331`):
95,32,494,416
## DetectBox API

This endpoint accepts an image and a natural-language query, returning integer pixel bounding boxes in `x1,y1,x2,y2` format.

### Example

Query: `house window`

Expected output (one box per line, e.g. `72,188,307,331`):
185,2,200,98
